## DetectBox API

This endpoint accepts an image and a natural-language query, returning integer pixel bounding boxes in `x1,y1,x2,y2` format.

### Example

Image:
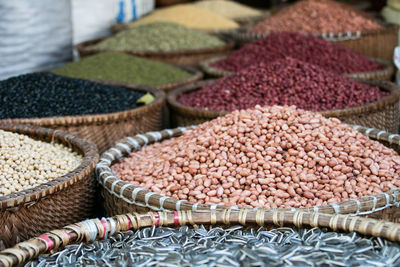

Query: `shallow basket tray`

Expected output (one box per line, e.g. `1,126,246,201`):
0,124,99,250
96,125,400,222
167,79,400,132
200,56,395,81
0,84,166,153
76,37,235,67
1,208,400,266
228,23,399,62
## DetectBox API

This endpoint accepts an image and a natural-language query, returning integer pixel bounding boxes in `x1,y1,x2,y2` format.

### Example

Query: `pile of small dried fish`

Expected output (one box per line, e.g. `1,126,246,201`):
27,226,400,267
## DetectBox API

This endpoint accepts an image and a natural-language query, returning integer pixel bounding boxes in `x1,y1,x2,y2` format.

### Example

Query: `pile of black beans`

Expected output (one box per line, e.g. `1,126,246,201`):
0,73,145,119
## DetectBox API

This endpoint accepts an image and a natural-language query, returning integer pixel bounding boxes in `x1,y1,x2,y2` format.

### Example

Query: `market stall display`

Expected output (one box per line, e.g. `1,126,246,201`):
0,73,165,152
78,22,234,66
201,32,394,80
0,124,98,250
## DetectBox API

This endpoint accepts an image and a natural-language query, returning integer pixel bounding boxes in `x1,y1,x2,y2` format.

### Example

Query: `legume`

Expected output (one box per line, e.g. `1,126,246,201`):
0,73,145,119
213,32,385,74
129,4,239,31
52,52,192,86
0,130,82,197
249,0,382,34
181,58,387,111
113,105,400,209
27,226,400,266
89,22,226,52
193,0,263,20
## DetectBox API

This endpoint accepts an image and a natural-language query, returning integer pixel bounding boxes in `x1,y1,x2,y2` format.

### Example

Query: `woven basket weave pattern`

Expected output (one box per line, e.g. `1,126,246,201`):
0,124,99,250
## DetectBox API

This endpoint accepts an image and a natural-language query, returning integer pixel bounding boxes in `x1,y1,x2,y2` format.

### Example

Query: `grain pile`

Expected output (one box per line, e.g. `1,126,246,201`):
249,0,382,34
213,33,385,74
181,58,387,111
89,22,226,52
0,130,82,196
129,4,239,31
52,52,192,86
112,105,400,209
193,0,263,20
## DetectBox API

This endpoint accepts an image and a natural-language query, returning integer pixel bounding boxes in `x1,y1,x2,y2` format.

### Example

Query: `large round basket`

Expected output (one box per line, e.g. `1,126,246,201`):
200,56,395,81
0,84,165,153
1,209,400,266
95,125,400,223
76,37,235,67
167,79,400,132
0,124,98,250
228,23,399,62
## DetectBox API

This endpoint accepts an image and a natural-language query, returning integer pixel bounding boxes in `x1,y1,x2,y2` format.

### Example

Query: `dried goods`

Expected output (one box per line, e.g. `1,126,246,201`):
27,226,400,266
193,0,263,20
250,0,382,34
213,33,384,74
52,52,192,86
0,130,82,196
113,105,400,209
0,73,145,119
129,4,239,30
182,58,387,111
89,22,226,52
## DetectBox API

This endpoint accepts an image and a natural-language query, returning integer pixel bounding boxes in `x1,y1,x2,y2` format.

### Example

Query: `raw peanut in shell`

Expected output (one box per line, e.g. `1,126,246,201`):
112,105,400,209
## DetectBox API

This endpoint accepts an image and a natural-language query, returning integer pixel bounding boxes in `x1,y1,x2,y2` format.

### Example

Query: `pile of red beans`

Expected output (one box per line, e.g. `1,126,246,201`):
112,105,400,209
249,0,382,34
213,32,384,74
181,57,387,111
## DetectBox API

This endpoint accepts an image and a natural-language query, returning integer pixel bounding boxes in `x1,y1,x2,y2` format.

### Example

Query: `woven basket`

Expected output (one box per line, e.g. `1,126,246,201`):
167,79,400,132
229,23,399,61
1,209,400,266
96,125,400,222
200,56,395,80
76,37,235,67
0,124,98,250
0,85,165,153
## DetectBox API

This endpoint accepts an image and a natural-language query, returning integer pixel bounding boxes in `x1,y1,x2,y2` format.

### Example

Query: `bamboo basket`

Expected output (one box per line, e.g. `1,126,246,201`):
229,23,399,61
76,37,234,67
167,79,400,132
0,124,99,250
200,56,395,81
1,209,400,266
96,125,400,222
0,84,165,153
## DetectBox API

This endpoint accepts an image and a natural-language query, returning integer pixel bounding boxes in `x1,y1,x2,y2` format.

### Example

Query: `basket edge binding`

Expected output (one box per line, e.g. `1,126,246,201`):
1,209,400,266
0,124,99,211
96,125,400,218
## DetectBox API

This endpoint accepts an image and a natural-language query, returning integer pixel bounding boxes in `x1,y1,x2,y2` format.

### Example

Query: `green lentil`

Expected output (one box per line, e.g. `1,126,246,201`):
52,52,192,86
88,22,226,52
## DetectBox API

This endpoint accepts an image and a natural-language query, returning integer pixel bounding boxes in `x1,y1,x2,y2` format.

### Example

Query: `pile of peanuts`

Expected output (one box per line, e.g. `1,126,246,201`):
250,0,382,34
112,106,400,209
0,130,82,197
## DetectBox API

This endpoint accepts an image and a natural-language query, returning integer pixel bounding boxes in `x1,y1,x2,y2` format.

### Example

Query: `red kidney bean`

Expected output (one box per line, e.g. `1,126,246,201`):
180,57,387,111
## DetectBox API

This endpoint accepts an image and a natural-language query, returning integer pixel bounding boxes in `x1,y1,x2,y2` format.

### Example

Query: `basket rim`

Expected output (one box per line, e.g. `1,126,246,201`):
0,83,166,127
0,124,99,211
227,22,399,43
2,209,400,266
95,125,400,217
200,55,394,79
76,36,235,59
166,79,400,119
